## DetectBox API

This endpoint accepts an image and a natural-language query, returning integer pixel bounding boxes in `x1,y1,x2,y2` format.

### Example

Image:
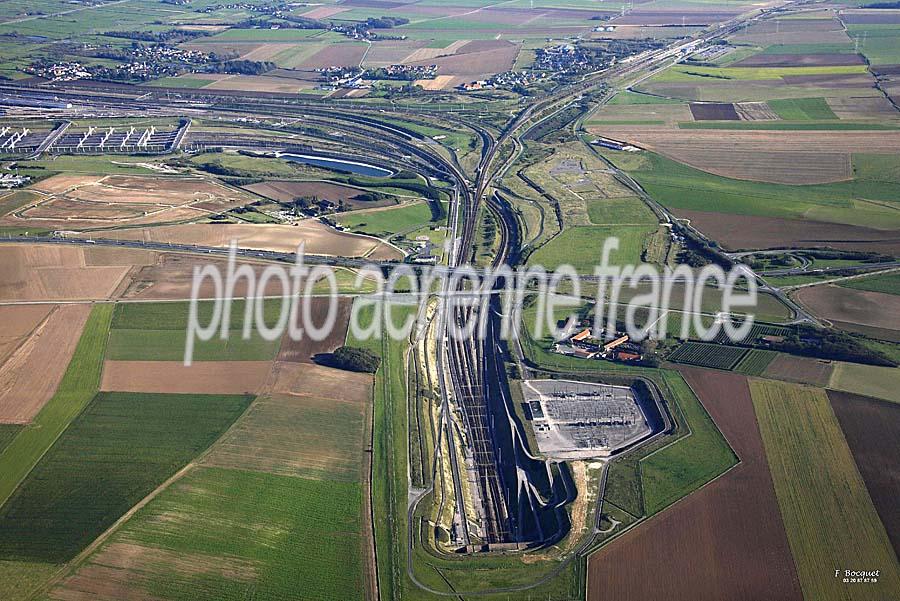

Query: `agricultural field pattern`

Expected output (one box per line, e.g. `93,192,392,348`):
0,1,898,600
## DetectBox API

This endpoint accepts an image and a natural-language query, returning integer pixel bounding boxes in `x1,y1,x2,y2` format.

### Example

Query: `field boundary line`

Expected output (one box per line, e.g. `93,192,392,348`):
30,392,258,600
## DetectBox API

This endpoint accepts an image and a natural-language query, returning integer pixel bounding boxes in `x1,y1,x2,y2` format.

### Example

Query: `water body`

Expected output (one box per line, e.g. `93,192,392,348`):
280,153,392,177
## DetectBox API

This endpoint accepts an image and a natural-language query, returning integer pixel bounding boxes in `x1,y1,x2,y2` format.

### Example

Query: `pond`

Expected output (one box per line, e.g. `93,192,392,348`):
280,153,392,177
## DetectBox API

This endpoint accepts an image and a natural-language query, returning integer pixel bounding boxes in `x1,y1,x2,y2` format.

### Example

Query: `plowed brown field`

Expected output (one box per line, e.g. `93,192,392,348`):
100,360,272,394
587,368,802,601
277,297,352,363
675,210,900,255
828,390,900,557
795,285,900,336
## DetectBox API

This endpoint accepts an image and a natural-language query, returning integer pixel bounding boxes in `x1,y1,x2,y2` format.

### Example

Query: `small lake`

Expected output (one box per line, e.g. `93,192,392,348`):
280,153,392,177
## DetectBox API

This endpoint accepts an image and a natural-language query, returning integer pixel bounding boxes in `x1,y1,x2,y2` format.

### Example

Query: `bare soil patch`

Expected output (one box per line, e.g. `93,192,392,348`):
794,285,900,335
96,221,403,260
0,245,137,301
301,43,368,69
828,390,900,557
689,102,739,120
0,304,91,424
100,361,272,395
842,12,900,24
277,297,352,363
588,368,802,601
7,175,249,229
300,6,350,19
676,209,900,255
763,354,834,387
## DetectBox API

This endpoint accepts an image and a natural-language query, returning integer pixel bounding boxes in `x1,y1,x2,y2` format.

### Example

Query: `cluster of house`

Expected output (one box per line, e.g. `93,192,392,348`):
24,61,91,82
457,70,547,92
553,328,644,363
26,45,210,82
0,173,30,189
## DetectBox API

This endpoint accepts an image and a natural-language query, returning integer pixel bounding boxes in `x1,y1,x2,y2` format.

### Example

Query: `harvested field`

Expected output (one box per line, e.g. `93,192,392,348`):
588,369,802,601
206,361,372,480
408,40,519,76
763,354,834,387
202,75,315,93
734,102,779,120
794,285,900,337
301,43,368,69
415,75,459,90
96,221,403,260
689,102,739,120
829,362,900,404
734,53,865,67
595,127,900,184
300,6,349,19
243,179,397,209
750,380,900,600
828,390,900,557
0,304,53,365
826,95,899,120
675,210,900,255
277,297,352,363
0,245,140,302
402,39,469,63
100,361,272,395
0,304,91,424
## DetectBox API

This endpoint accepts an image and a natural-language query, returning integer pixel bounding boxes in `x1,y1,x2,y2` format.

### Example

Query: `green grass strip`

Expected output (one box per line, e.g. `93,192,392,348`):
0,304,113,508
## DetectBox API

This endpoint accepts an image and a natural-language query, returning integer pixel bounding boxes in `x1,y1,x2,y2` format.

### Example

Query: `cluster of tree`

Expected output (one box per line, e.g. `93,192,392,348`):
232,16,325,30
674,224,733,269
104,29,209,43
771,325,896,367
316,346,381,373
351,191,389,203
209,59,276,75
278,194,344,216
365,16,410,29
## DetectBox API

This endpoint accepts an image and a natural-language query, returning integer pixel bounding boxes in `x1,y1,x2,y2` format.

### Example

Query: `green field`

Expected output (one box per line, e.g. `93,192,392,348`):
0,425,21,456
848,24,900,65
607,91,684,105
86,466,365,601
0,305,112,509
606,152,900,230
768,97,838,120
650,64,868,83
106,328,280,361
336,201,436,238
586,197,658,225
839,272,900,296
829,362,900,404
667,341,749,370
733,349,778,376
0,392,251,562
750,380,900,600
529,225,655,272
